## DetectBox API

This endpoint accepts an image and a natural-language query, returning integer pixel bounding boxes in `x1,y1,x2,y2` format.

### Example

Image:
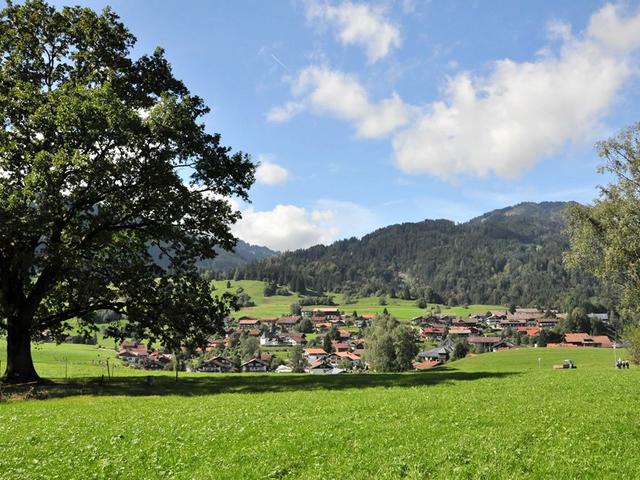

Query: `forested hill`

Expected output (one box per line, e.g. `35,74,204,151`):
198,240,278,272
235,202,602,309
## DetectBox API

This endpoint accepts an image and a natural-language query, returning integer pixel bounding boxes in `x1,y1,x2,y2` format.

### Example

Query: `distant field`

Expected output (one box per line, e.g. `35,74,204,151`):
0,344,637,479
213,280,503,320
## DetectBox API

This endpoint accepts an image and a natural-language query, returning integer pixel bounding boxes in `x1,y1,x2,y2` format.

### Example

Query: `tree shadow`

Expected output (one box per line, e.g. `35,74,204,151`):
0,366,519,400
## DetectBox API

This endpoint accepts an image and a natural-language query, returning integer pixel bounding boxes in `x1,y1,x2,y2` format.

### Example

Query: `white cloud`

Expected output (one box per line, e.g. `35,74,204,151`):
392,3,640,179
306,1,401,62
232,200,377,251
267,65,410,138
255,156,290,185
272,3,640,181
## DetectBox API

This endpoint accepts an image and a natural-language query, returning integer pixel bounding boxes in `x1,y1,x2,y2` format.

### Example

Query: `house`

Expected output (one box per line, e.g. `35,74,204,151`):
564,332,614,348
418,346,451,362
313,307,341,319
259,317,278,328
284,334,307,346
308,360,341,374
315,322,331,333
591,335,614,348
517,326,541,337
588,313,609,322
448,326,473,337
492,341,514,351
537,318,559,328
329,351,361,369
260,332,282,347
117,349,148,364
331,341,350,352
240,358,269,372
414,359,441,370
421,326,445,341
467,336,502,352
276,316,300,331
303,348,327,363
238,318,260,330
196,356,236,373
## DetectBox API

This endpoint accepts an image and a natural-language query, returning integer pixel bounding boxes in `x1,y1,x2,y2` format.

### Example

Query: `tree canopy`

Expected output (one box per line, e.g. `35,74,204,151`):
0,0,254,381
565,123,640,320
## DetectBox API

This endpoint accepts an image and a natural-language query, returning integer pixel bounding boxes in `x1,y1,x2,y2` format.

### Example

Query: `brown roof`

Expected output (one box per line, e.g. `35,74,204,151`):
414,359,441,370
565,332,591,344
468,336,502,344
304,348,327,355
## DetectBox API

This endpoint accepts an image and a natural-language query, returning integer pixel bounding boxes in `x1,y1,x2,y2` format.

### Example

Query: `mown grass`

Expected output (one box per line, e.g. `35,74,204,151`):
213,280,503,320
0,345,637,479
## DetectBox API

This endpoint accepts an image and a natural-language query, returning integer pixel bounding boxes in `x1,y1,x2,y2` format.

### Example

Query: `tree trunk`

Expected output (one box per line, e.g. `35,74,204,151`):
3,317,39,383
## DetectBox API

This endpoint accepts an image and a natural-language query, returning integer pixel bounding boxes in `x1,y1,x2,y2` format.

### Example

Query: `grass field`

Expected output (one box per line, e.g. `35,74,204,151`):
213,280,503,320
0,343,636,479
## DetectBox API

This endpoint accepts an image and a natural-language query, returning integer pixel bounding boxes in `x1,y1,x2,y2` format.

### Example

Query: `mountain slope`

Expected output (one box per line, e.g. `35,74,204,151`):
237,202,601,308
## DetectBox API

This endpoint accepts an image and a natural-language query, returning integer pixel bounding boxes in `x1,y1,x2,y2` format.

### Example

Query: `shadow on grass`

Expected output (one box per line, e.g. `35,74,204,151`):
0,366,519,400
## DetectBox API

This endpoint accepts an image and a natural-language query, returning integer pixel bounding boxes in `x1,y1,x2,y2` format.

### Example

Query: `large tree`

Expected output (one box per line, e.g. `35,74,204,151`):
0,1,254,382
565,122,640,320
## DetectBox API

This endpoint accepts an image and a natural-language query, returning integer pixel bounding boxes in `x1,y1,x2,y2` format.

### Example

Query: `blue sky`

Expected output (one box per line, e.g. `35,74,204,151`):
52,0,640,250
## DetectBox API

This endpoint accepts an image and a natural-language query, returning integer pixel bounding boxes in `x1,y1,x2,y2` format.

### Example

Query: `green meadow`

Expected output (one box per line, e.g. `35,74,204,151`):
0,343,636,479
212,280,503,320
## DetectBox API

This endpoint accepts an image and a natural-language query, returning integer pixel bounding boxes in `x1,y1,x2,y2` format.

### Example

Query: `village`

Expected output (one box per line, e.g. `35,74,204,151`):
115,306,619,374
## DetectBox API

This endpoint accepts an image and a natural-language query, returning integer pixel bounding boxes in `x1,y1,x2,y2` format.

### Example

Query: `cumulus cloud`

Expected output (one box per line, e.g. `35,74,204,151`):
255,156,290,185
306,1,400,62
232,200,376,251
267,65,410,138
271,3,640,180
392,3,640,179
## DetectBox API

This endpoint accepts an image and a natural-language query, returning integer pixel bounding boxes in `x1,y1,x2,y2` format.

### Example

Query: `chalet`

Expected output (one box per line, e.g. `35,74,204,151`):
448,326,473,337
117,341,149,364
492,341,514,351
313,307,341,319
303,348,327,363
337,330,352,341
329,351,361,368
500,319,527,329
486,312,507,326
414,359,442,370
307,359,337,375
196,356,236,373
421,326,445,341
331,319,347,328
117,349,148,364
260,332,282,347
315,322,332,333
259,317,278,328
564,333,614,348
276,316,299,330
350,338,366,350
238,318,260,330
240,358,269,373
537,318,559,328
467,336,502,352
331,341,350,353
516,326,541,337
418,346,451,362
591,335,614,348
284,334,307,346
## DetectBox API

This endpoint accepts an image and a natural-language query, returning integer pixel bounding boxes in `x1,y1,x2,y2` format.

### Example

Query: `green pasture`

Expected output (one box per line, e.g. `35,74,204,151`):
213,280,504,320
0,344,636,479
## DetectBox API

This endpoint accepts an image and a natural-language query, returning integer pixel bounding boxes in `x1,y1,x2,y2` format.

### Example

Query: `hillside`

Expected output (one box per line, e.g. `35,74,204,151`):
198,239,278,272
236,202,602,309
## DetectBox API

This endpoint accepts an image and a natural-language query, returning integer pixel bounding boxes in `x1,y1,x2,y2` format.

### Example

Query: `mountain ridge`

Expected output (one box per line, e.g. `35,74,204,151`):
232,201,602,309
